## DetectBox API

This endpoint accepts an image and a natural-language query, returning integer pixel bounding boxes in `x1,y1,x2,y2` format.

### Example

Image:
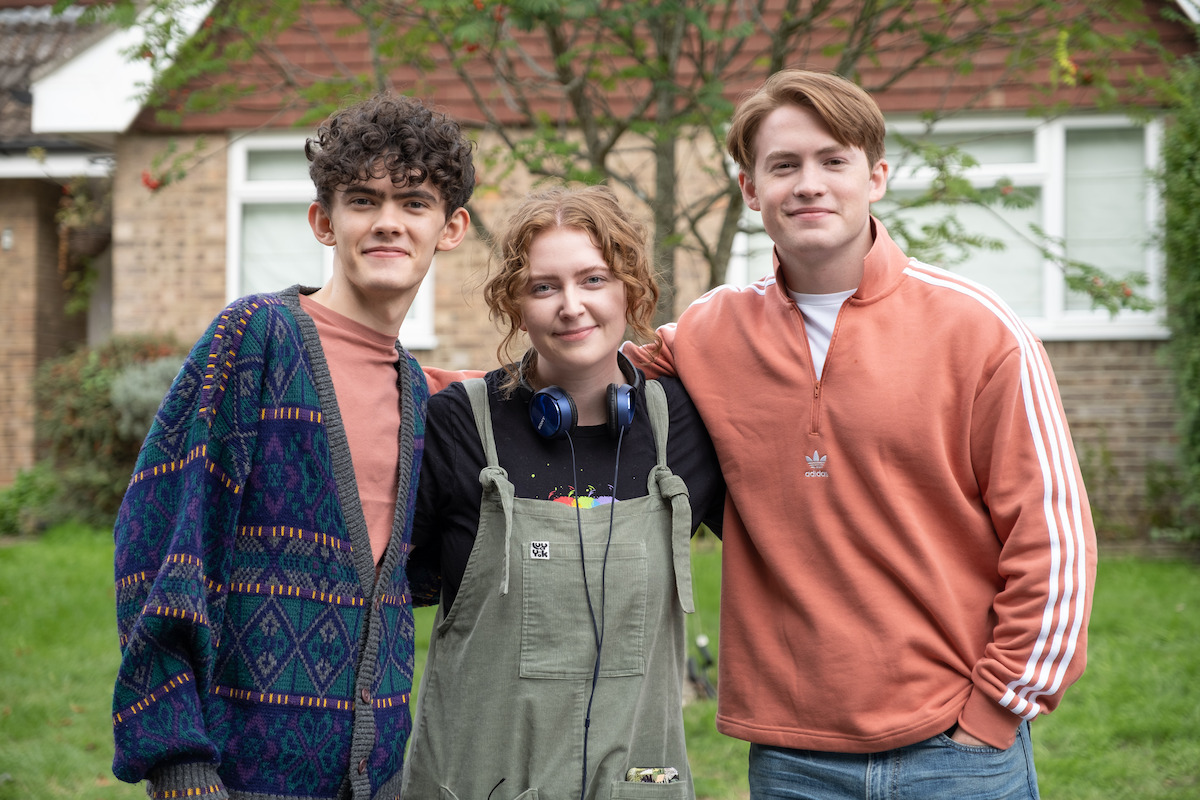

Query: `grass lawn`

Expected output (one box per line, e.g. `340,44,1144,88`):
1,525,1197,799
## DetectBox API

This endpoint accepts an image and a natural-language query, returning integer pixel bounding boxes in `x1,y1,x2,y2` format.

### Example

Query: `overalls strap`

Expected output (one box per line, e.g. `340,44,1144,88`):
465,378,515,596
643,380,695,614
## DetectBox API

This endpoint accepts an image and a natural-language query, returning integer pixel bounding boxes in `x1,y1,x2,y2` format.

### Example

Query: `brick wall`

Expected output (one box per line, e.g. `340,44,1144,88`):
0,179,86,485
110,135,229,341
1045,339,1180,539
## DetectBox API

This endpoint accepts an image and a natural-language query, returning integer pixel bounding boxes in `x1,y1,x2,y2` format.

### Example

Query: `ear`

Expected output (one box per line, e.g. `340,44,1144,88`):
436,206,471,252
868,158,889,204
309,202,336,246
738,171,761,212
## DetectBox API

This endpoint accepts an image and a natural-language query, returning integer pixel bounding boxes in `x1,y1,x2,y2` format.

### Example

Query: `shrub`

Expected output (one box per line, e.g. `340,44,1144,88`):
1143,459,1199,543
33,335,187,529
110,357,186,440
0,463,61,536
1161,56,1200,541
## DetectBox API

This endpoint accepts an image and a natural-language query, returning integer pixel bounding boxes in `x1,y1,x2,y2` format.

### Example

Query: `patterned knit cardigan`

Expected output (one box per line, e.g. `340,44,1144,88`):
112,286,426,800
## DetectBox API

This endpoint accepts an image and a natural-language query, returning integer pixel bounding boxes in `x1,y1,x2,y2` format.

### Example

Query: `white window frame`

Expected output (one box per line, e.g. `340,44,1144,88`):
226,132,437,348
882,114,1165,341
727,114,1167,342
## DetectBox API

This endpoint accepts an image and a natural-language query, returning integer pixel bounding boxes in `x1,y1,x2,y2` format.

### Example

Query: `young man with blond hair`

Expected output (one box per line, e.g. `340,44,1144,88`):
626,69,1095,798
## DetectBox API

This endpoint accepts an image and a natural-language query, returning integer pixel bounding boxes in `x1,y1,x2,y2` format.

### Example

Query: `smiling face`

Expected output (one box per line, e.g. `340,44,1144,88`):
519,226,629,391
739,102,888,293
307,173,468,330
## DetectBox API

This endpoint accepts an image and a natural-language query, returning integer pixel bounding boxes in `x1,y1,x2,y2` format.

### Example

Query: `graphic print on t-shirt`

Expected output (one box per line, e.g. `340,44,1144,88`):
548,484,616,508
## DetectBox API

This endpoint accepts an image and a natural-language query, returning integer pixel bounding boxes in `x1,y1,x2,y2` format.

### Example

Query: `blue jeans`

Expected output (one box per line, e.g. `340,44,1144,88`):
748,723,1039,800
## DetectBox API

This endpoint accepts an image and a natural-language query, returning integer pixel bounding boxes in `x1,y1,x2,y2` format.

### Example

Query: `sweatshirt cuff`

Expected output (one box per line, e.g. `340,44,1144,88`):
146,762,228,799
959,688,1023,750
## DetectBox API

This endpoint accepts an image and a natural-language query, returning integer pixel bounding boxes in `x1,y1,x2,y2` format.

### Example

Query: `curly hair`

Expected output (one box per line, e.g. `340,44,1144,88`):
305,93,476,219
483,184,662,393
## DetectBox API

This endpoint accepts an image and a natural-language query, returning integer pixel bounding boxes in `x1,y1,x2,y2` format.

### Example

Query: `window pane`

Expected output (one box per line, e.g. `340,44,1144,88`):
735,211,775,284
240,203,325,295
247,149,311,181
1063,128,1146,311
878,190,1045,317
886,131,1036,171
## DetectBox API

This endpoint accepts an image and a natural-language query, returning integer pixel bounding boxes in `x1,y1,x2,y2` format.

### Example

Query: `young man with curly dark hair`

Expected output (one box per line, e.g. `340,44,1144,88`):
110,93,474,800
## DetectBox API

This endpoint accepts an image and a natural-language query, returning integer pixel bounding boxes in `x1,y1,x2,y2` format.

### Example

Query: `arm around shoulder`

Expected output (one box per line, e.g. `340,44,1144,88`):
622,322,679,380
422,365,486,394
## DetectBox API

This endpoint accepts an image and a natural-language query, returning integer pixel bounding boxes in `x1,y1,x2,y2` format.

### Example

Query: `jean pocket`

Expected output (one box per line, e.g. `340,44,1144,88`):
519,540,647,679
936,732,1006,754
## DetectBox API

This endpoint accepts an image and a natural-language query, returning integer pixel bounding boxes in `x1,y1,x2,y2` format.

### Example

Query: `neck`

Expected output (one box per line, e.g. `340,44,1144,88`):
307,283,413,336
780,259,862,295
779,219,875,294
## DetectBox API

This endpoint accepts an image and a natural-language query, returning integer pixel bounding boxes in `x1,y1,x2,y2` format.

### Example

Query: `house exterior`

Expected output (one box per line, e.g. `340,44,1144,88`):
3,0,1196,537
0,0,111,497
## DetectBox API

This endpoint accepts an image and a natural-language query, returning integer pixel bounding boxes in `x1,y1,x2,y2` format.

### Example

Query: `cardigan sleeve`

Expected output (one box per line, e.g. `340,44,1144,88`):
111,297,272,789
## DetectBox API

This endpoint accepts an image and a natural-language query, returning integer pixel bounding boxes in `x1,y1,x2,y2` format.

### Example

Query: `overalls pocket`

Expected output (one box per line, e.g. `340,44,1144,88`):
607,779,690,798
519,540,647,679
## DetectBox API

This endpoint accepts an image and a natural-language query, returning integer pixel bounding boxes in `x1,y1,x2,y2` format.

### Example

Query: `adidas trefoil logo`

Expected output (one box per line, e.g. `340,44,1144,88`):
805,450,829,478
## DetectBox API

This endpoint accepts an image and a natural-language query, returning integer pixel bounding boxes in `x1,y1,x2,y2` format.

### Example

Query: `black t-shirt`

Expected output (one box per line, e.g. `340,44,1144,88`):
410,366,724,611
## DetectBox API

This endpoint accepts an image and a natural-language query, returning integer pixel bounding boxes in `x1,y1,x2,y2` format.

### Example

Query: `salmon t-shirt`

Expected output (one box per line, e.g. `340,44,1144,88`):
299,294,401,569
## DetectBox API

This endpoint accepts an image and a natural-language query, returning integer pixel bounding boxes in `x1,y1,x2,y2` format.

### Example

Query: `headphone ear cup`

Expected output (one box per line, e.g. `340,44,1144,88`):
606,383,636,439
530,386,576,439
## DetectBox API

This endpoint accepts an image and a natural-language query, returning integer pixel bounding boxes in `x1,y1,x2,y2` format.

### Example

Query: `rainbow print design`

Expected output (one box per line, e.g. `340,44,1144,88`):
548,484,617,508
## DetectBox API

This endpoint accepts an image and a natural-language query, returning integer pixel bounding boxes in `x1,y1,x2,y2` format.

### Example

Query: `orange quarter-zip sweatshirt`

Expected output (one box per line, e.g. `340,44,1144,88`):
624,219,1095,752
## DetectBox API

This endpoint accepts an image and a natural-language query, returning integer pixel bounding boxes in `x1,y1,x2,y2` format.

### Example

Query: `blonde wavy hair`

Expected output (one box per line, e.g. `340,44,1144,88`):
483,184,662,393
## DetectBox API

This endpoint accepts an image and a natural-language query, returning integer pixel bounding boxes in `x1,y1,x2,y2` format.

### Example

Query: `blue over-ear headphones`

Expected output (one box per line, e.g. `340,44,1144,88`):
527,352,643,440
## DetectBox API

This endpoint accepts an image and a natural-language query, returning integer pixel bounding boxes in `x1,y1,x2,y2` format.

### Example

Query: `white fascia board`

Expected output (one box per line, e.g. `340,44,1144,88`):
1177,0,1200,24
0,152,113,179
31,2,213,137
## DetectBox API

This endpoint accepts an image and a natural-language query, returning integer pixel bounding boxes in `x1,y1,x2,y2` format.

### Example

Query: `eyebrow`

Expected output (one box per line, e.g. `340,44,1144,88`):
342,184,440,204
527,263,612,282
763,144,853,161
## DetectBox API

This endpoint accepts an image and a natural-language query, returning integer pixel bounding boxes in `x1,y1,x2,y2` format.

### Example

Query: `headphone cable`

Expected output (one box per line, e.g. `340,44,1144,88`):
570,425,624,800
